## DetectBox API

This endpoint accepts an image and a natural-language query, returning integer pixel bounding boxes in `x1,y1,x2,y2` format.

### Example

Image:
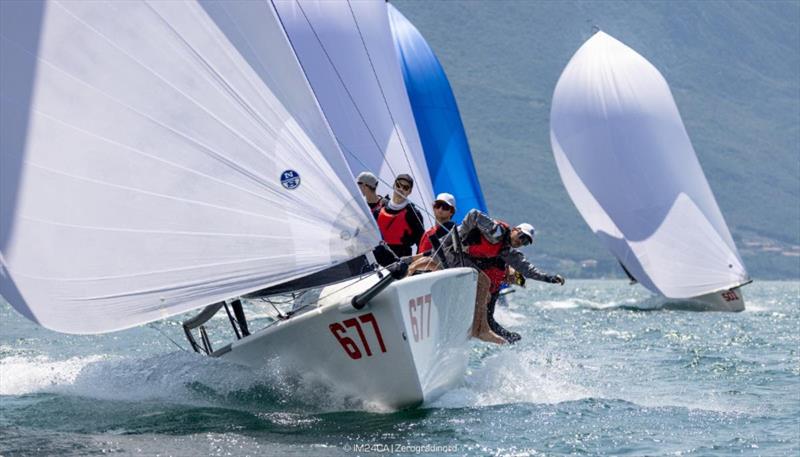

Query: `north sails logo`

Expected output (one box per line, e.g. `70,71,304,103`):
280,170,301,190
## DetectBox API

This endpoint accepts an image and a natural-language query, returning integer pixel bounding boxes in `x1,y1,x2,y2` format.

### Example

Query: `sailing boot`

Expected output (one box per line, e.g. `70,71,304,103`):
487,293,521,344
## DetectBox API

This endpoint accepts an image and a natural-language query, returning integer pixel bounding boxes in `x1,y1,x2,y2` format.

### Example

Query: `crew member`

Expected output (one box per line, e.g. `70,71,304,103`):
373,174,425,267
356,171,387,215
406,193,457,275
418,193,456,254
443,209,565,344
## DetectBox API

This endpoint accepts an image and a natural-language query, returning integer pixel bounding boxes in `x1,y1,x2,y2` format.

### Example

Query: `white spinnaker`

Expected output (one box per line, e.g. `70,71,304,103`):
274,0,435,223
0,0,379,334
550,31,748,298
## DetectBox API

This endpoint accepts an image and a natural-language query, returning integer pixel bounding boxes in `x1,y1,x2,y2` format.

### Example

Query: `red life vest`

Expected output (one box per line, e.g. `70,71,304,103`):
417,226,437,254
377,207,411,245
467,221,509,258
467,221,509,293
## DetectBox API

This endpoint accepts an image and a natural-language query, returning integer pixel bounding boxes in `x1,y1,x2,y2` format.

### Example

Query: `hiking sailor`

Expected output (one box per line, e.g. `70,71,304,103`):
373,173,425,267
443,209,565,344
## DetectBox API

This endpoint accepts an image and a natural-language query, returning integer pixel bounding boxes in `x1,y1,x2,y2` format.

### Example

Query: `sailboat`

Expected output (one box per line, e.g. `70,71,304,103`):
550,31,750,311
0,0,478,409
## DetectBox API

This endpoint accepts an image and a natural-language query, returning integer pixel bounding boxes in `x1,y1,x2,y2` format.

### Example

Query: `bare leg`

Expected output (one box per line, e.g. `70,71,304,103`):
407,257,441,276
470,271,506,345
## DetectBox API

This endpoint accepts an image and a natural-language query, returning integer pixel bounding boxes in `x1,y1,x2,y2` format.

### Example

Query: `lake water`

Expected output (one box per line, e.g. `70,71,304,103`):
1,280,798,456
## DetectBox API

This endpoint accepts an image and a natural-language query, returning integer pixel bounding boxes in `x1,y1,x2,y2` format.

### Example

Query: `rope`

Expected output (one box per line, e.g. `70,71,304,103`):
148,323,188,353
245,224,460,333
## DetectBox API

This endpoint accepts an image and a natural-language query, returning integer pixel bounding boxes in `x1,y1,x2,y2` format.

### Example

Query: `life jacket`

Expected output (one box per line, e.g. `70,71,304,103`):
418,226,437,254
377,206,411,245
466,221,509,259
465,220,510,293
418,221,454,254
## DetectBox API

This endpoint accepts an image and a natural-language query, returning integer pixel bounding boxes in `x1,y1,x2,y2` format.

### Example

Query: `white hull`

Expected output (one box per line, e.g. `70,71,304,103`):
689,286,746,312
219,268,478,410
662,286,746,312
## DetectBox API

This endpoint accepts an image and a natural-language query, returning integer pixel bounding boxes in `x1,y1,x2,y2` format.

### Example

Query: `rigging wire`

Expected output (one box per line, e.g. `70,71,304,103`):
240,221,461,335
345,0,433,226
295,224,456,312
292,0,435,230
148,323,188,353
293,1,399,181
219,1,472,334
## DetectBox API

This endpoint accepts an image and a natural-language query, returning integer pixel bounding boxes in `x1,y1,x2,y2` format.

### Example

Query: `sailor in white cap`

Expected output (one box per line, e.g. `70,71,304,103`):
418,193,457,254
442,209,565,344
403,193,458,276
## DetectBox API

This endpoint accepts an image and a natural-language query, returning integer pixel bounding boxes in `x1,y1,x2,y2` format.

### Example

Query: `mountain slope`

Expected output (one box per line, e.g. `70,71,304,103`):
393,0,800,279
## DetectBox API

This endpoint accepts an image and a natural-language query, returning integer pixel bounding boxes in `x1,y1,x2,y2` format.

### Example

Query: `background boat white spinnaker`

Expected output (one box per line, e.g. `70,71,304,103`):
550,31,749,300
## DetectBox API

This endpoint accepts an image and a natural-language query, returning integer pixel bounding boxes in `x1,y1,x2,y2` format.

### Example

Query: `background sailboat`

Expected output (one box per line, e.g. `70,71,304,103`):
550,31,750,311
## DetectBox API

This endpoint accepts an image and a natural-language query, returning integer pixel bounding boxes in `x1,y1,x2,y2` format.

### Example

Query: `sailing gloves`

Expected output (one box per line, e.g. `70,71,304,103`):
547,274,566,285
513,270,526,287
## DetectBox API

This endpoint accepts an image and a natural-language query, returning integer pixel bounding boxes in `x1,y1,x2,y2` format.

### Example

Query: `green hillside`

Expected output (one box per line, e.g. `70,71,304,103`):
394,0,800,279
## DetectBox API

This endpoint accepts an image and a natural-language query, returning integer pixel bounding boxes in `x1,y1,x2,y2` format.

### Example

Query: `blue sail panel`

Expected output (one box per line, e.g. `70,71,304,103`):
388,4,487,221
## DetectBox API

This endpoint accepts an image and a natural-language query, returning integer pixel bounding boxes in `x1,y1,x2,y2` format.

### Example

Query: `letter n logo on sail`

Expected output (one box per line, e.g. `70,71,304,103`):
280,170,301,190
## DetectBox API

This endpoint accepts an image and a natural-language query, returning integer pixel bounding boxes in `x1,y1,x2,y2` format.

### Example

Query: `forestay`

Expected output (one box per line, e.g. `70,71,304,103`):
550,31,748,298
273,0,435,222
387,4,487,222
0,0,380,334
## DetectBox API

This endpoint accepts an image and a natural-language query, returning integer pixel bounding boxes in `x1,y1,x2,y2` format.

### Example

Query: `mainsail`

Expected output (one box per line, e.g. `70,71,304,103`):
0,0,428,334
274,0,435,221
387,4,487,221
550,31,748,299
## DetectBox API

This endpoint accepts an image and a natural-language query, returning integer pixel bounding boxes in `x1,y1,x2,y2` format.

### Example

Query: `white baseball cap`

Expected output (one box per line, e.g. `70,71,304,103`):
434,193,456,210
515,223,536,244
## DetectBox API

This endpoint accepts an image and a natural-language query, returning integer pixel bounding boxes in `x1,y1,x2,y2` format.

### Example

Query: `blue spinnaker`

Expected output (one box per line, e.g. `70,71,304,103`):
388,4,487,221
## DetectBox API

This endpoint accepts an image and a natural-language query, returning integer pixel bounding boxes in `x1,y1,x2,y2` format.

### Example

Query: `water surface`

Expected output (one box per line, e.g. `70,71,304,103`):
1,280,797,456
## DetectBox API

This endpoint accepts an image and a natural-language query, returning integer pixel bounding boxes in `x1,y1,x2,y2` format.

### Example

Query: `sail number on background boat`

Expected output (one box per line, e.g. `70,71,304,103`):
722,290,739,302
329,313,387,360
409,294,432,342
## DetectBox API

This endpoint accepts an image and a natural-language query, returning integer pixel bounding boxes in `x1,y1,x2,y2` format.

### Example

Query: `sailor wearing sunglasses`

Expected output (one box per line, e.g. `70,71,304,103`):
373,174,425,267
442,209,566,344
417,193,457,255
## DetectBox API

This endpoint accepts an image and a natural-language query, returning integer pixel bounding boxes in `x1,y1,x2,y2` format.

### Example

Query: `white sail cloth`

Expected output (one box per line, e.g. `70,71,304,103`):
550,31,748,298
0,0,382,334
274,0,436,221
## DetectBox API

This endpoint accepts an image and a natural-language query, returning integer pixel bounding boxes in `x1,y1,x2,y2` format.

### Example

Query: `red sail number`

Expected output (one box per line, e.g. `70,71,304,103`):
409,294,432,342
329,312,387,360
722,290,739,302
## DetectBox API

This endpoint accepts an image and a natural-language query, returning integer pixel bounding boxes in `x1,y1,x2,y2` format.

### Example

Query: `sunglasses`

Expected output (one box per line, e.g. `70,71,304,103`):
519,233,532,246
395,181,412,192
433,202,453,211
